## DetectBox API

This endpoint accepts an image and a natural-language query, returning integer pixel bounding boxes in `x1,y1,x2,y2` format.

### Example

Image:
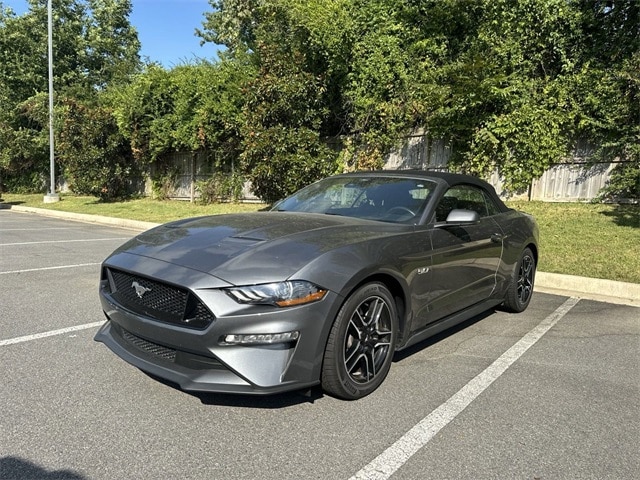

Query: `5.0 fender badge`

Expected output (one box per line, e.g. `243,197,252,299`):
131,281,152,298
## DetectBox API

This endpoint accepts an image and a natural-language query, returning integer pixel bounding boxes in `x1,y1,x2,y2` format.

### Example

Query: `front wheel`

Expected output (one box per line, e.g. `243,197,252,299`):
503,247,536,313
321,282,398,400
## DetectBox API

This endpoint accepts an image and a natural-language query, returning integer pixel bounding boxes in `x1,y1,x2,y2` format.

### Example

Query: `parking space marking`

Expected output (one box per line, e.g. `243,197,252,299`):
350,296,581,480
0,321,105,347
2,238,128,246
0,263,101,275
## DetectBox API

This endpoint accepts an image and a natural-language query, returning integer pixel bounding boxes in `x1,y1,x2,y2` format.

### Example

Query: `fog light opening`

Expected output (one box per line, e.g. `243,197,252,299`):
222,331,300,345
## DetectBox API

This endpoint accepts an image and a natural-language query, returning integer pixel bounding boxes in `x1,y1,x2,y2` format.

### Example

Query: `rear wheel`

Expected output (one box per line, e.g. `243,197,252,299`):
321,282,397,400
503,247,536,313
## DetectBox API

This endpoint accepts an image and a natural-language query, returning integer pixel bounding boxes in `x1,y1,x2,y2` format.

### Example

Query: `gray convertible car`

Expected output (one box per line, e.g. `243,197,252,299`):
95,171,538,400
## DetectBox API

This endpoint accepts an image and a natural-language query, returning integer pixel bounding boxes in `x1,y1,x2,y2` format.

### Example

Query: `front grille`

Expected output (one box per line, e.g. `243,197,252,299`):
117,325,225,371
106,268,215,329
112,270,187,316
122,329,176,361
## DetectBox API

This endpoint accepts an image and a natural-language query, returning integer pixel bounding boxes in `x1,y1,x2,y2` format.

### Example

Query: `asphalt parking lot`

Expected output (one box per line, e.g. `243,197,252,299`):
1,209,638,480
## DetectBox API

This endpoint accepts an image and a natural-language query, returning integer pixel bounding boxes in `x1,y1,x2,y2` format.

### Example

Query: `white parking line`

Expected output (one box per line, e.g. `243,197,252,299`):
350,296,581,480
0,263,101,275
2,238,128,246
0,321,105,347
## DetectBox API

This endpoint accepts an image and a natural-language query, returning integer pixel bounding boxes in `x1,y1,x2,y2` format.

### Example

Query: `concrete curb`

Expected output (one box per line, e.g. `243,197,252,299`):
2,203,639,307
0,203,159,231
535,272,640,307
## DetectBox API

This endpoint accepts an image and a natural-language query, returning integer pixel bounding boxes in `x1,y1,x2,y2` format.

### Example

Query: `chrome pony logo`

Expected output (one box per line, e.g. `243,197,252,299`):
131,281,152,298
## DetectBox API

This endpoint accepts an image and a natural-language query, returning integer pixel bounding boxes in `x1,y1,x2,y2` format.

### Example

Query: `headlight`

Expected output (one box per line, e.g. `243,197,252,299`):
225,281,327,307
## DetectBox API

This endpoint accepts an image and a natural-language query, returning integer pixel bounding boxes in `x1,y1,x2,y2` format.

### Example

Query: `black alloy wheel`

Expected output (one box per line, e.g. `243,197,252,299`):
321,282,398,400
503,247,536,313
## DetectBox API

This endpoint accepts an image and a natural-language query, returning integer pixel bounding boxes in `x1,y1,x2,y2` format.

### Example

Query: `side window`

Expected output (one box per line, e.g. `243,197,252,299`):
482,190,501,216
435,184,495,221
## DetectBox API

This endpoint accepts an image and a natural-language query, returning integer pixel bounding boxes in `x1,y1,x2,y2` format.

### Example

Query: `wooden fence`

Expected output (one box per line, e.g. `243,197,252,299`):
384,133,620,202
157,134,621,202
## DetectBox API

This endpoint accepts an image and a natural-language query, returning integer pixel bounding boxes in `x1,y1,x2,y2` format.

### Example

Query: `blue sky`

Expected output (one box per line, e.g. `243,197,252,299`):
4,0,220,67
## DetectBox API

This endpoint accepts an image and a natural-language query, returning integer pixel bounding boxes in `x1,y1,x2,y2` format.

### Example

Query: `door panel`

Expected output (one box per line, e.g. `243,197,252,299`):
413,217,503,329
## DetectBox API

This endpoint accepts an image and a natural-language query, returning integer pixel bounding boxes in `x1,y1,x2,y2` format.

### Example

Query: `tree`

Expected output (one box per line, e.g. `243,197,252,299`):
111,59,253,164
341,0,417,169
0,0,140,192
199,1,351,201
176,0,640,200
198,0,260,54
5,0,635,201
171,57,253,164
398,0,639,193
239,2,349,202
109,65,175,164
85,0,141,87
56,97,137,200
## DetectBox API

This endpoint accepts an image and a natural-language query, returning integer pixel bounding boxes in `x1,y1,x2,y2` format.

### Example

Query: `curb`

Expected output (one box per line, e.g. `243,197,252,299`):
2,203,639,307
535,272,640,307
0,203,159,231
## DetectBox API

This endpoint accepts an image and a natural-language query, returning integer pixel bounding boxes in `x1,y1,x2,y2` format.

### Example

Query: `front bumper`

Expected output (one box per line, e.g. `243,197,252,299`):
95,275,341,395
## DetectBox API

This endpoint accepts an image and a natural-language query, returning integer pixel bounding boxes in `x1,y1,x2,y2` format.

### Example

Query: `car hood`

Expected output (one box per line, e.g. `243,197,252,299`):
109,212,408,285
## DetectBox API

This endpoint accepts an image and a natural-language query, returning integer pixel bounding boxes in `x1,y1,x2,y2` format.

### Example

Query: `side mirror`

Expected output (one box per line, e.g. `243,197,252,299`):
435,209,480,227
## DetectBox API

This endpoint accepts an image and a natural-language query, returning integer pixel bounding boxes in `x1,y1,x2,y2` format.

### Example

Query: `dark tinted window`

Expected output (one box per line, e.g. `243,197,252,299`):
434,184,499,221
482,190,501,216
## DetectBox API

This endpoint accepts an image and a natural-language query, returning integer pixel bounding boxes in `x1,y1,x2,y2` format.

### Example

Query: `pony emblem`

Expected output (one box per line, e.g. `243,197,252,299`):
131,281,152,299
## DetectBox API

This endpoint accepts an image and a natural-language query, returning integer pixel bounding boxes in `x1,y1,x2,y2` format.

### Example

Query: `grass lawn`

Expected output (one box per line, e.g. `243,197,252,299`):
2,193,638,284
506,201,639,284
0,193,266,223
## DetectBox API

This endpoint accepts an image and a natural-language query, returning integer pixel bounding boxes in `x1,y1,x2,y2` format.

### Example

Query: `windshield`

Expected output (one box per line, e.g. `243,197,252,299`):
274,176,436,223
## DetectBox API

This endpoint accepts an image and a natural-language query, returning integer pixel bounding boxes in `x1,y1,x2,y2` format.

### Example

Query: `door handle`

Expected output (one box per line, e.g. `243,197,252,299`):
491,233,504,243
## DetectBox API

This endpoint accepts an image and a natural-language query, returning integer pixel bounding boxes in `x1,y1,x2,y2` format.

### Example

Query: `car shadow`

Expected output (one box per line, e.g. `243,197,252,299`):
143,371,325,408
193,387,325,408
0,456,86,480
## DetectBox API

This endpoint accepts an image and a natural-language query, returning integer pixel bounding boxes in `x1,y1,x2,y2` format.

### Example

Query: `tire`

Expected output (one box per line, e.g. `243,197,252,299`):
321,282,398,400
503,247,536,313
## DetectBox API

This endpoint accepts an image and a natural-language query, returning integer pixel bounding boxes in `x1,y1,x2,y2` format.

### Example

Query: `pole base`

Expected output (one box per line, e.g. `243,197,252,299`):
43,193,60,203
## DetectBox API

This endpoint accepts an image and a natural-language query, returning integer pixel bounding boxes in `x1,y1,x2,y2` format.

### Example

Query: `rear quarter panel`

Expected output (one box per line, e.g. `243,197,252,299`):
494,210,539,295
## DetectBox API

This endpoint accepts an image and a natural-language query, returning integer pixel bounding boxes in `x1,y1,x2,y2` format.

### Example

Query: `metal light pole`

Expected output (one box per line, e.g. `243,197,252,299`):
44,0,59,203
